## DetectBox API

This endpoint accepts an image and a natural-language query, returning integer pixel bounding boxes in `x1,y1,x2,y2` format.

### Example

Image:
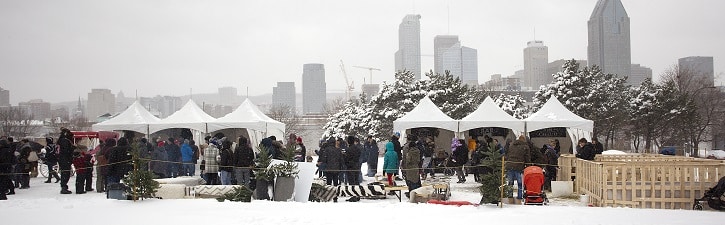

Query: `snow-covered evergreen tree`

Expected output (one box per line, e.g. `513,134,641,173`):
628,78,689,152
421,70,484,120
493,93,529,119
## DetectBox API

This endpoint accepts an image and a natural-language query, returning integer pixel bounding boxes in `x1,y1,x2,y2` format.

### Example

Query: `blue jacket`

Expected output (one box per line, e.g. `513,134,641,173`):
382,142,398,174
181,143,193,162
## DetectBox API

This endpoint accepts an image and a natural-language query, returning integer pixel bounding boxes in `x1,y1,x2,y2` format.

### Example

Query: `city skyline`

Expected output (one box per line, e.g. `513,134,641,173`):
1,0,724,104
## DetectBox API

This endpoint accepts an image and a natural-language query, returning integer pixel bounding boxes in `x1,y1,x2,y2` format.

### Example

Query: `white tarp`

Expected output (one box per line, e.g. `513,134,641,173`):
393,96,458,133
206,99,285,146
149,100,216,133
524,96,594,133
459,96,525,134
92,101,161,134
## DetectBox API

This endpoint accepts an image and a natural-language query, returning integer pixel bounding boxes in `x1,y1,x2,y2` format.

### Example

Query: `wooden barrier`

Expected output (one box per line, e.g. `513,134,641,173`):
571,155,725,209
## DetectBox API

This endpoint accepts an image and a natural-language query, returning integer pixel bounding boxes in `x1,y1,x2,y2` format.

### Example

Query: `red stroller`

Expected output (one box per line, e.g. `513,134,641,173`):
523,166,548,205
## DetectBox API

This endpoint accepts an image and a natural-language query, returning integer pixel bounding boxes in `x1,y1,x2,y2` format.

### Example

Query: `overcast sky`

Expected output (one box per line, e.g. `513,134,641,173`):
1,0,723,104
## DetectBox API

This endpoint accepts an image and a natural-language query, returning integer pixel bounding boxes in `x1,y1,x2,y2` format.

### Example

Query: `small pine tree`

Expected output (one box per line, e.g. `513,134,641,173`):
477,144,509,204
254,146,274,181
123,142,160,200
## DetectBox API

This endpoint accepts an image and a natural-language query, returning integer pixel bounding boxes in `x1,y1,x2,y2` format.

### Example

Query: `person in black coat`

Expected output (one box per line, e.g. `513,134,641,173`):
320,137,342,186
592,137,604,156
107,137,132,185
452,139,469,183
363,136,379,177
57,128,75,194
43,137,61,183
575,138,595,160
165,138,181,178
232,136,254,188
0,138,17,199
344,136,361,185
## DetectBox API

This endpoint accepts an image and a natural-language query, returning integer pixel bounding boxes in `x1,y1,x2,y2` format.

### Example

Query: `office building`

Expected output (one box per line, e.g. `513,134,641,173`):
588,0,631,83
434,35,478,85
395,14,422,79
361,84,380,99
524,40,549,90
302,64,326,114
630,64,653,85
86,89,116,120
272,82,296,109
18,99,51,120
678,56,715,87
0,87,8,107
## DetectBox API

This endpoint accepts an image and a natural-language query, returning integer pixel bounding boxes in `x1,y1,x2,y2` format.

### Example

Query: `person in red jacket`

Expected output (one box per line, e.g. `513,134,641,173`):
72,147,94,194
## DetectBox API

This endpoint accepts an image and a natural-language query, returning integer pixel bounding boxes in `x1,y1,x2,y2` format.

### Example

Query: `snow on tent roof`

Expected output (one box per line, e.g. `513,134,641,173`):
206,98,285,135
459,96,525,133
393,96,458,132
92,101,161,134
149,99,216,133
524,96,593,132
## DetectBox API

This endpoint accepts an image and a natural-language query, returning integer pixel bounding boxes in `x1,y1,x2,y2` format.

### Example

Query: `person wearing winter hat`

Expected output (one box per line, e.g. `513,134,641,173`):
294,137,306,162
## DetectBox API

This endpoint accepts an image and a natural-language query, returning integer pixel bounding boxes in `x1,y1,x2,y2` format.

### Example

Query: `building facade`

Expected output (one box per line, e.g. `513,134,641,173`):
361,83,380,100
434,35,478,85
0,87,8,107
86,89,116,121
272,82,296,109
18,99,51,120
395,14,422,80
524,40,549,90
630,64,653,85
588,0,631,83
302,64,326,115
678,56,714,87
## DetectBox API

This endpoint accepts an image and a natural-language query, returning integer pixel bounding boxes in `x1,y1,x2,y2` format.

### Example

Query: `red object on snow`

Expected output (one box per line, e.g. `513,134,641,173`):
523,166,547,205
427,199,478,206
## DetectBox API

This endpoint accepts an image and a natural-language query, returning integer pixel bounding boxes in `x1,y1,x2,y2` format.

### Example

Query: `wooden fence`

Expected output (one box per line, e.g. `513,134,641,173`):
558,154,725,209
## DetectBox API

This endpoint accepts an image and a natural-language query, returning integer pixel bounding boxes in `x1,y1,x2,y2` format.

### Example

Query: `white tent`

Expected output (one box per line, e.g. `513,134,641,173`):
206,99,285,146
524,96,594,149
92,101,161,134
393,96,458,133
149,100,216,134
459,96,525,134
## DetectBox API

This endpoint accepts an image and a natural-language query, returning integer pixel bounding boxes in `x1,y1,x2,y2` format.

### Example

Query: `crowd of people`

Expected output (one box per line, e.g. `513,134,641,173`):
1,126,607,201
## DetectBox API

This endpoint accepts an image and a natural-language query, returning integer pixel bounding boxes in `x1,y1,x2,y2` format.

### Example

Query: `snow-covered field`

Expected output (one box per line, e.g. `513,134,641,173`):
2,163,724,225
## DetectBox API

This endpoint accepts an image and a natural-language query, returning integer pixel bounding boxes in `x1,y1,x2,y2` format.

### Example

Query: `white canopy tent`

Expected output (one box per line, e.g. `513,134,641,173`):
524,96,594,151
91,101,161,134
393,96,458,142
206,99,285,146
149,100,216,134
459,96,525,135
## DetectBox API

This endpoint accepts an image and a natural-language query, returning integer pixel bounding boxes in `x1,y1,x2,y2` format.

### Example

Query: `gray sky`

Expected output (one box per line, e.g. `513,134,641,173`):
1,0,724,104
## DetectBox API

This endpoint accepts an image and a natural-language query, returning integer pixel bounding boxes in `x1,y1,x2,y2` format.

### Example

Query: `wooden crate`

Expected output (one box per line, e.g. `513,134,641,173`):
575,157,725,209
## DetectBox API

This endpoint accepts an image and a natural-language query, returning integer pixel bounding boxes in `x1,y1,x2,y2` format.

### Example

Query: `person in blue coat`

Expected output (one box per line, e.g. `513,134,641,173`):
180,139,194,176
382,140,399,187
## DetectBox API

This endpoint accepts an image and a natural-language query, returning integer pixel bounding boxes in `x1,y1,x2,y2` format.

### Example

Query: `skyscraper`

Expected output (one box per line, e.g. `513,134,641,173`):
302,64,326,115
434,35,478,85
588,0,631,83
524,40,549,90
395,14,422,80
86,89,116,120
630,64,653,85
272,82,296,109
0,86,9,107
678,56,715,87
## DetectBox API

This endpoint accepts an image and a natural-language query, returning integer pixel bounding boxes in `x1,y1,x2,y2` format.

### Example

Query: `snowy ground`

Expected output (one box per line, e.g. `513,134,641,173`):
2,160,724,225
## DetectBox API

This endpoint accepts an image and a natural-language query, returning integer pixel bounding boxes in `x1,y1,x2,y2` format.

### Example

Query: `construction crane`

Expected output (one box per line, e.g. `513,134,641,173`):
353,65,381,84
339,60,354,100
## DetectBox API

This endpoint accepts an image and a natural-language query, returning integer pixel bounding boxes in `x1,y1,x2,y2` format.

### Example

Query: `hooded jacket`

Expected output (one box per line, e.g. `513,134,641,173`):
382,141,399,174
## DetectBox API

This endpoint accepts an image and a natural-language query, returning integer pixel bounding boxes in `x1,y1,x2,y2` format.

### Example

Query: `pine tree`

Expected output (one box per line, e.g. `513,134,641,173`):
493,93,529,119
477,143,508,204
422,70,484,119
122,142,160,200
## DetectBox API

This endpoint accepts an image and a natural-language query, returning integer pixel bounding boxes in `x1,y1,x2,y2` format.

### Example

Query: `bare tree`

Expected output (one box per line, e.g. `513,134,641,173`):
266,104,307,138
321,96,347,117
0,106,41,137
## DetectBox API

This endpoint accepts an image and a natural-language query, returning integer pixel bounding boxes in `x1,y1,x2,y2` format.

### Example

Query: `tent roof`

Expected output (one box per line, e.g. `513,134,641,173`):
524,96,594,132
149,100,216,133
459,96,525,133
393,96,458,132
91,101,161,134
207,98,285,135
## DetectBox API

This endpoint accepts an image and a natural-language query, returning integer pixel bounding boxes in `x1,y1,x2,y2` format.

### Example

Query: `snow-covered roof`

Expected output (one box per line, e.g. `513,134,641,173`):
393,96,458,132
207,98,285,136
524,96,593,132
92,101,161,134
459,96,525,133
149,100,216,133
